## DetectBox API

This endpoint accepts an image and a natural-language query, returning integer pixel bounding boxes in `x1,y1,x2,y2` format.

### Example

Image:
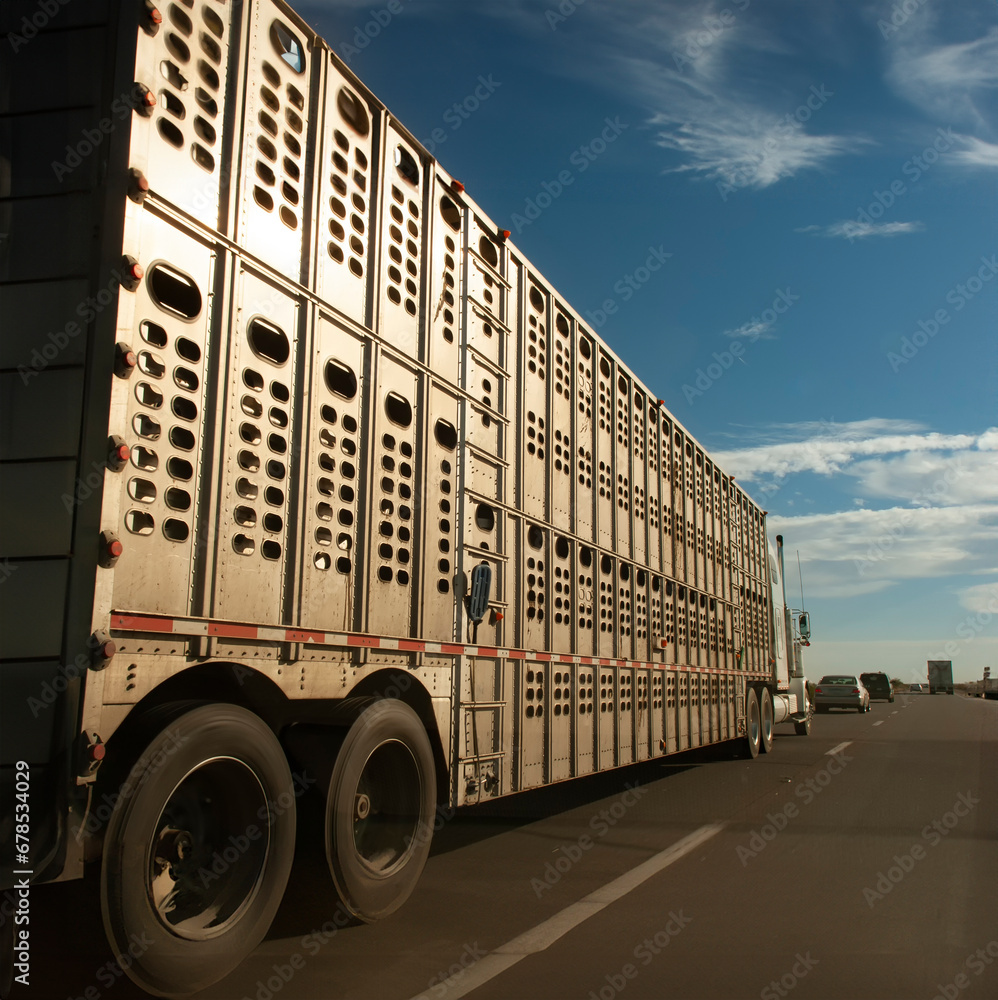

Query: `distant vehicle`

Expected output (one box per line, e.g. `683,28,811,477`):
909,683,927,693
927,660,955,695
860,672,894,703
965,673,998,700
815,675,871,713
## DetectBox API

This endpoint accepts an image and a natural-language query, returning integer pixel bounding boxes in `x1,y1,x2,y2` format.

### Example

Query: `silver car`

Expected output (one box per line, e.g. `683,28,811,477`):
814,675,871,713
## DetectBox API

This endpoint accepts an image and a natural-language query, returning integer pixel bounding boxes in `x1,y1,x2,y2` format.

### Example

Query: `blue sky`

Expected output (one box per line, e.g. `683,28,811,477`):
301,0,997,682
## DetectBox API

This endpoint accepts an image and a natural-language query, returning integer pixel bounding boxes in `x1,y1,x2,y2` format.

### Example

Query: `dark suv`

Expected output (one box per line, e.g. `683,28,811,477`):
861,672,894,702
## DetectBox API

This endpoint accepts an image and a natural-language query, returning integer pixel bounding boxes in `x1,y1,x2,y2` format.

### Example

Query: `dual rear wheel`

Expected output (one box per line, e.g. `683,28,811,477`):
99,699,435,997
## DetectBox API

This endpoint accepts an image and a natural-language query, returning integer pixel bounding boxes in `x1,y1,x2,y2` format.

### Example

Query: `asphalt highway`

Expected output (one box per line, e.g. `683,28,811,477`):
15,692,998,1000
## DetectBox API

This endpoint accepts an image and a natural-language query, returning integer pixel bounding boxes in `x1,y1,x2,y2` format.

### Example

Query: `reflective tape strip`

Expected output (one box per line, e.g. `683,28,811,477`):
110,612,775,678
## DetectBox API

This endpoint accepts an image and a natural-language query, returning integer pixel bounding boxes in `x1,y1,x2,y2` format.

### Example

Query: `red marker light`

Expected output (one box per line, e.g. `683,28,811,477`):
116,443,130,462
149,7,163,23
129,262,144,282
451,179,465,193
89,742,107,762
107,538,124,558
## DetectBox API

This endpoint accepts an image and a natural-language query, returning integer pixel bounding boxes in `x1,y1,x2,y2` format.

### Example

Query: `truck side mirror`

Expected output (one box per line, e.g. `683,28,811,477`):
798,612,811,640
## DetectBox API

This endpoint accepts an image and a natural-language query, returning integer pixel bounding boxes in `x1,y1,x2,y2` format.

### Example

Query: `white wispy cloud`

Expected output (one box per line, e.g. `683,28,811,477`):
958,581,998,615
798,220,925,239
651,110,853,190
717,420,998,604
951,135,998,169
769,503,998,596
712,421,983,482
884,16,998,137
722,318,777,341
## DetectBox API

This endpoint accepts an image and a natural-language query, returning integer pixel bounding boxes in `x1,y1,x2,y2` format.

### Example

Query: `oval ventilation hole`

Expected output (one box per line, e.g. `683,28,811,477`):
157,119,184,149
128,478,157,503
434,418,457,451
131,446,158,472
163,518,189,542
233,534,255,555
125,510,155,535
236,478,258,499
271,21,305,73
202,8,224,39
192,143,215,172
479,236,498,268
171,396,197,421
337,86,370,136
247,317,290,366
475,503,495,532
135,382,163,408
165,488,191,511
394,145,419,185
133,414,161,440
324,358,357,399
173,366,199,391
384,391,412,428
440,196,461,231
149,263,202,319
169,426,196,451
195,87,218,116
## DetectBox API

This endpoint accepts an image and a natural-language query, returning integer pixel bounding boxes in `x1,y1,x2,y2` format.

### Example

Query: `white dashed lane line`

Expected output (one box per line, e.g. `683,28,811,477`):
405,824,725,1000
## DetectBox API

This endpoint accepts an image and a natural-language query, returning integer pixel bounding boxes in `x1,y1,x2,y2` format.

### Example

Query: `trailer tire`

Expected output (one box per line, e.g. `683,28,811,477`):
100,703,296,998
325,699,436,923
744,688,761,759
759,688,775,753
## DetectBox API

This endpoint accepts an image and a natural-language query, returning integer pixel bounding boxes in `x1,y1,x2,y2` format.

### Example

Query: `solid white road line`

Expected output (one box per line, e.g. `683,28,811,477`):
826,741,853,755
873,721,884,726
406,823,725,1000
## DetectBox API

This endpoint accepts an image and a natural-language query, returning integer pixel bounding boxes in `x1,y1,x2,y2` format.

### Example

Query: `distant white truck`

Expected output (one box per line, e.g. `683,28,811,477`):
927,660,954,695
966,667,997,700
